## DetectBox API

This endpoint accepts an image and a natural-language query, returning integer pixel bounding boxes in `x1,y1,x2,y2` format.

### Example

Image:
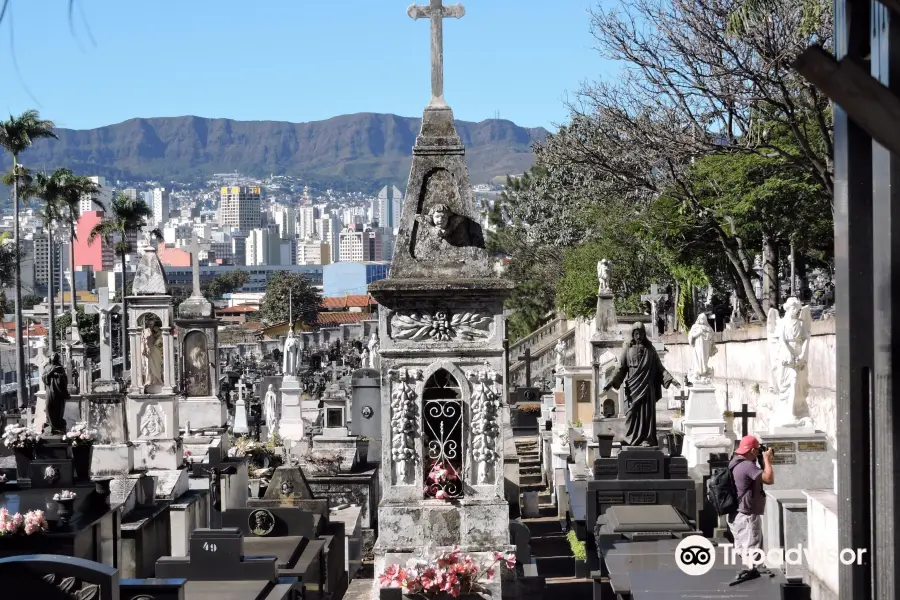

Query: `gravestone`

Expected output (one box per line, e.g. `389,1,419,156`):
586,446,696,545
176,233,226,431
233,382,250,435
681,384,731,468
350,368,382,464
367,2,514,596
758,432,835,491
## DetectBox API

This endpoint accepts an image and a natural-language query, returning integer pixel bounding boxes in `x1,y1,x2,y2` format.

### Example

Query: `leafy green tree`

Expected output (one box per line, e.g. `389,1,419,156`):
88,193,153,366
260,271,322,326
59,172,102,316
206,270,249,299
0,109,57,407
55,306,99,347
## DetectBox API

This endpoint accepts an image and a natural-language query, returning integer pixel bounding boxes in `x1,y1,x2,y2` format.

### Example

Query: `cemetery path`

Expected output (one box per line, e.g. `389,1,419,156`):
515,437,591,600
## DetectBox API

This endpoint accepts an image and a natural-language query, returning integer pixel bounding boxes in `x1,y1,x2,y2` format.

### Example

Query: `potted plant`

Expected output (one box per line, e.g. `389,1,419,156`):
65,422,96,482
378,546,516,599
568,530,589,577
52,490,77,525
2,424,41,480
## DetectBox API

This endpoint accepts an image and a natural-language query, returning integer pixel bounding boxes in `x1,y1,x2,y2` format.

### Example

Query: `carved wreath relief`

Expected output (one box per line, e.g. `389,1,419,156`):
389,367,421,484
391,309,491,342
468,368,502,485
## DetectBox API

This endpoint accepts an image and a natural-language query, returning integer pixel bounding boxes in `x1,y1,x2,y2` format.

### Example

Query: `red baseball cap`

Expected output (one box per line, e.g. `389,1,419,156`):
736,435,760,455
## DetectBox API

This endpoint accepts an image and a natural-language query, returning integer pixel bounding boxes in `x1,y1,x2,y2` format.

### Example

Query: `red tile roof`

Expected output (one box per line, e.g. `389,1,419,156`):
320,295,377,310
219,305,259,315
315,312,372,325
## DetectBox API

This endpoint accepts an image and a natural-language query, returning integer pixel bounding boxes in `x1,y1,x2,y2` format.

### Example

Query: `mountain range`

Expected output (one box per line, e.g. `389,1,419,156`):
3,113,548,190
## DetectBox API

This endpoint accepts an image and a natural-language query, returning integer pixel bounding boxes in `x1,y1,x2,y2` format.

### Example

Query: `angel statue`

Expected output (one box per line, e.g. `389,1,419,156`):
766,297,813,430
597,259,611,294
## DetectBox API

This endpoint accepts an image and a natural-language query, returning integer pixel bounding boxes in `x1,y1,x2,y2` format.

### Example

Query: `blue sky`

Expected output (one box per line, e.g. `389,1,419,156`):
0,0,609,131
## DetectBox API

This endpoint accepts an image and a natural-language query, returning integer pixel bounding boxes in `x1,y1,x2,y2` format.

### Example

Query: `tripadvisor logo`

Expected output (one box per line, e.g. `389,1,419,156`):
675,535,716,576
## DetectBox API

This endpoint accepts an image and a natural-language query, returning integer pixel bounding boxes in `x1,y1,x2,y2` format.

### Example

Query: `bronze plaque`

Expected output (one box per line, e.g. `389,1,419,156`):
625,460,660,474
768,442,796,453
597,493,625,505
627,491,657,504
771,453,797,465
798,441,827,452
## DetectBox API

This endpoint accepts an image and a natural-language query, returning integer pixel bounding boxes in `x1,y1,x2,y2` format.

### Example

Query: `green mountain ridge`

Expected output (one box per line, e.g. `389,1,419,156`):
4,113,548,190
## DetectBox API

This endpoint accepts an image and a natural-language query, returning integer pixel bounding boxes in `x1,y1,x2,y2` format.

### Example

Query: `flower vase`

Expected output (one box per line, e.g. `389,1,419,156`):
72,444,93,482
55,498,76,525
13,447,34,480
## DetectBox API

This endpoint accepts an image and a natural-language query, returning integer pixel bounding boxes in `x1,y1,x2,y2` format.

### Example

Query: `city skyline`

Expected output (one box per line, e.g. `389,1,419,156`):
0,0,609,132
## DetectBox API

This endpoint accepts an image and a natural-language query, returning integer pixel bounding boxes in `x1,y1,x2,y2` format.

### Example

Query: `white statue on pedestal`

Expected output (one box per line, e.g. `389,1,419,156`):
554,338,566,373
282,326,299,377
367,332,379,369
687,313,716,383
597,259,611,294
263,384,278,433
767,297,813,430
140,320,163,388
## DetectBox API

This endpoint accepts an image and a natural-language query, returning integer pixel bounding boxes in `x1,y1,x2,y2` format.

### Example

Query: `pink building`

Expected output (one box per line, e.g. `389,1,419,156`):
157,244,191,268
74,211,115,271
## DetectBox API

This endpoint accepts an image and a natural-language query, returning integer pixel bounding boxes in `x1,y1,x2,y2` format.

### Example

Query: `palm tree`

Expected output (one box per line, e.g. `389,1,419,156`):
0,110,58,408
87,193,152,371
32,169,71,352
59,172,102,319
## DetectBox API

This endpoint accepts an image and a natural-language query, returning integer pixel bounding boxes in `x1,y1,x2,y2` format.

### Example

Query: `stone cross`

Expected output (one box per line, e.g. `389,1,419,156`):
517,348,532,388
641,283,668,339
733,402,757,437
407,0,465,107
236,378,247,403
85,287,121,380
672,387,689,413
188,232,203,298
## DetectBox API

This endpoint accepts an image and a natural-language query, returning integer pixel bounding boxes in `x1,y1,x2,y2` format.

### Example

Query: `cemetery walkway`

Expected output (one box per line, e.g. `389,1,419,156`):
516,436,591,600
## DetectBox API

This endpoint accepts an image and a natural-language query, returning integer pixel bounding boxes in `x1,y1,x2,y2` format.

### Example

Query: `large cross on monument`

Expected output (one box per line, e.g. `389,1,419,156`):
517,348,533,388
733,402,756,438
187,232,203,298
85,287,122,381
641,283,668,339
407,0,465,107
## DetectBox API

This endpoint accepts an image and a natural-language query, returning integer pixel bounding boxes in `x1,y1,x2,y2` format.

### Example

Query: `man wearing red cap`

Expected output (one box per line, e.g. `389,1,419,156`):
728,435,775,583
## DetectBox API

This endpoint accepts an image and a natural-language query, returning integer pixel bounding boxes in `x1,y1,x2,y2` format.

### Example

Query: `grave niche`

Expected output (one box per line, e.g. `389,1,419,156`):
422,369,464,500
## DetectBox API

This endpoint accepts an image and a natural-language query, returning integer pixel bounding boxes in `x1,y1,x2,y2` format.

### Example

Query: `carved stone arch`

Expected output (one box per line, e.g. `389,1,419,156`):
137,311,163,329
417,360,472,405
418,360,470,499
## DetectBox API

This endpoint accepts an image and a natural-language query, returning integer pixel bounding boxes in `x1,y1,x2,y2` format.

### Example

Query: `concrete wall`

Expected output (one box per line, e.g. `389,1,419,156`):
661,320,836,448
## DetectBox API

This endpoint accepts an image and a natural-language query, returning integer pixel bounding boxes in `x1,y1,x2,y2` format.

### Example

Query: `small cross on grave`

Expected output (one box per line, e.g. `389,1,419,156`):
407,0,465,107
733,402,756,437
671,387,689,413
641,283,668,339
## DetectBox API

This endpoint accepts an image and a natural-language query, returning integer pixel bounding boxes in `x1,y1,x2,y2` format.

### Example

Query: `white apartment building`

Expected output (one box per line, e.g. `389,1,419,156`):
298,206,319,239
152,187,169,228
297,240,331,266
80,176,113,215
377,185,404,229
274,206,297,239
316,214,341,263
339,229,382,262
218,186,262,232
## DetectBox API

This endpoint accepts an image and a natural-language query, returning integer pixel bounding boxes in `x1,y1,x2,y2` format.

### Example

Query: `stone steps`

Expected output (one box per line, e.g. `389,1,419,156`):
522,516,564,537
520,474,543,485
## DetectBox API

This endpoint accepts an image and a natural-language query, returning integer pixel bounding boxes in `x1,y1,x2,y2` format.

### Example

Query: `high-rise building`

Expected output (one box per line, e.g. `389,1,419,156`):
299,206,319,239
218,186,262,232
274,206,297,239
246,228,269,266
316,214,341,263
80,176,113,216
152,188,169,228
122,188,139,200
338,229,382,262
297,240,331,265
231,232,247,267
377,185,404,230
32,234,63,293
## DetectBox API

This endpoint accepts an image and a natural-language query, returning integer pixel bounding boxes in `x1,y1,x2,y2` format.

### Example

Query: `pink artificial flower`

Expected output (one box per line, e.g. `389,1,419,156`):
487,567,496,581
435,490,448,500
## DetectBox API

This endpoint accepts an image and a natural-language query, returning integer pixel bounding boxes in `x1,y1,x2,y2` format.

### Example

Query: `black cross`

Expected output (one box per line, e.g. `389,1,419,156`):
518,348,533,388
733,403,757,437
673,388,689,414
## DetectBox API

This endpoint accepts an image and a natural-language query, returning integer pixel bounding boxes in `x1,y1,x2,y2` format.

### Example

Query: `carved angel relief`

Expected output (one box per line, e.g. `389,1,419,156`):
389,367,422,484
391,309,492,342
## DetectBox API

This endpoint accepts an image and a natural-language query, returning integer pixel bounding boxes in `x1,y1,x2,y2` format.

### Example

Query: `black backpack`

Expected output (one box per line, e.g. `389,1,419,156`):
707,464,739,515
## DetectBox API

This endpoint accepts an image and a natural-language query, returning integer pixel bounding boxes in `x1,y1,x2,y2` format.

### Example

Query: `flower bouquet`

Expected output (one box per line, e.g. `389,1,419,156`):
379,546,516,599
65,422,96,482
0,508,48,536
64,422,96,447
424,459,460,501
53,490,77,501
3,424,41,479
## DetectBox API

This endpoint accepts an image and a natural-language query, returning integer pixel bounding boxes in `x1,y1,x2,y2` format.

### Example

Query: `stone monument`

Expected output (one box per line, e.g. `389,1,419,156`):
279,320,306,445
126,242,182,470
367,2,514,595
176,234,226,431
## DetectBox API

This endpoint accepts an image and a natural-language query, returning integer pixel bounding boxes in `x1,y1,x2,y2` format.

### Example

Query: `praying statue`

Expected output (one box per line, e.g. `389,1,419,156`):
263,384,279,433
603,322,681,446
687,313,716,383
282,326,300,376
367,332,379,369
42,353,70,435
767,298,813,430
597,259,611,294
140,319,164,390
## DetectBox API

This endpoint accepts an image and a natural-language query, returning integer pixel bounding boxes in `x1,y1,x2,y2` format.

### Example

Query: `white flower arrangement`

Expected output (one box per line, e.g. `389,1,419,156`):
2,424,41,450
64,422,96,446
53,490,77,501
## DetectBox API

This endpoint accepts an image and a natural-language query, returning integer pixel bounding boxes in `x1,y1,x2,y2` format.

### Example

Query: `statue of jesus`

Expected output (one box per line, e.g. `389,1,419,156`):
282,326,300,376
603,322,680,446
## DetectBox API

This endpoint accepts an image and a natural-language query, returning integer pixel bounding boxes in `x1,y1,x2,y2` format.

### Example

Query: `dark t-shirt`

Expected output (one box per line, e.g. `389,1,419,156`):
729,455,765,515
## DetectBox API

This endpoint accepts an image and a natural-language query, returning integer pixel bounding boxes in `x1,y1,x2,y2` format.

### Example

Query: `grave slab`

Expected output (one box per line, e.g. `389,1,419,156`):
758,432,834,491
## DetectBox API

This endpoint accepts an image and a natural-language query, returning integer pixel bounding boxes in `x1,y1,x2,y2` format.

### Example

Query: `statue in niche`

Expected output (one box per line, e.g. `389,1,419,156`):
184,331,209,396
140,404,165,437
414,203,485,256
264,384,279,432
367,332,379,369
140,317,164,389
